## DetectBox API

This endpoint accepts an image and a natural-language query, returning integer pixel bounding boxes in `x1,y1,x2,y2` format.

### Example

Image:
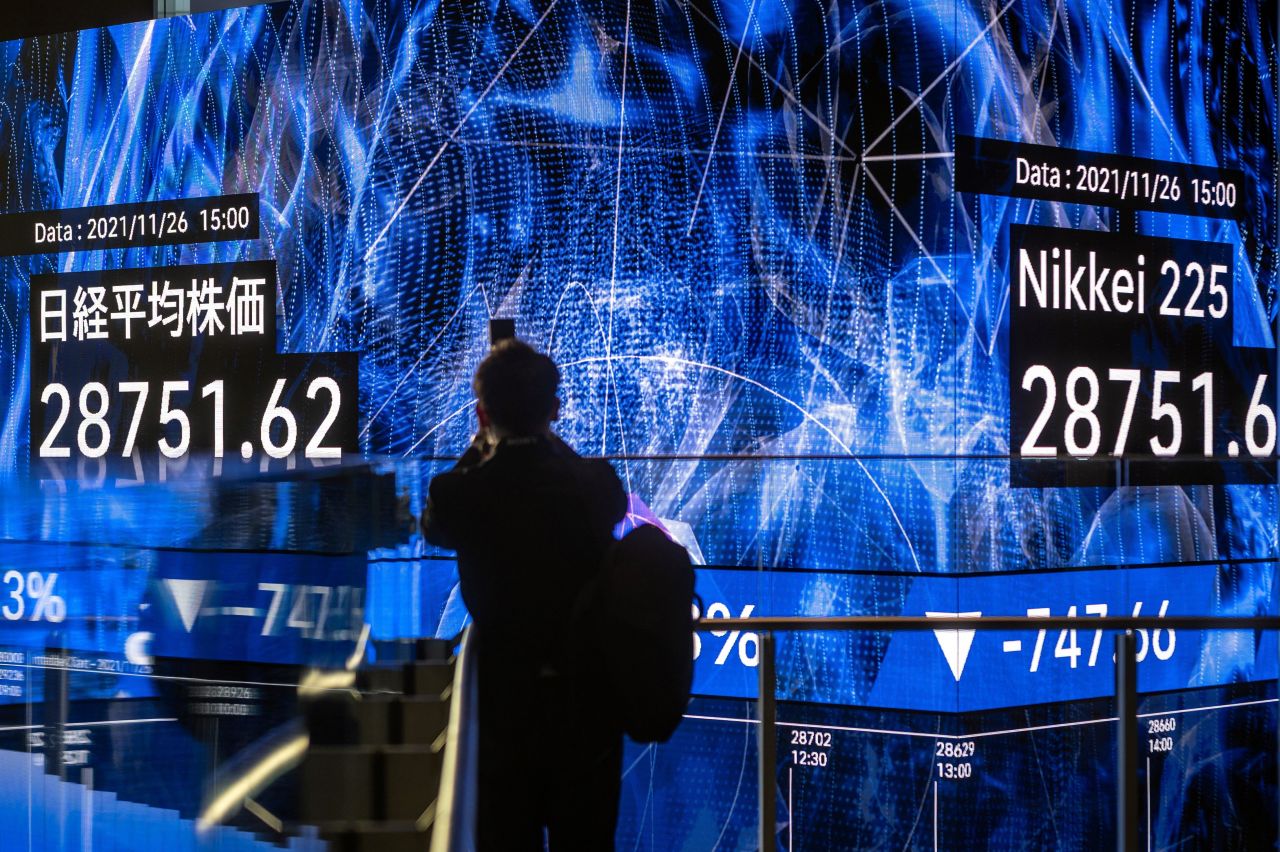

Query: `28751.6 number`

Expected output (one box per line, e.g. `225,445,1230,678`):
1019,366,1274,459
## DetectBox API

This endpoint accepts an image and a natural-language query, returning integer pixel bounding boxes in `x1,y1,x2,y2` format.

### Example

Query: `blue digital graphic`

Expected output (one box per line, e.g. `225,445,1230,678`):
692,562,1280,711
0,0,1274,847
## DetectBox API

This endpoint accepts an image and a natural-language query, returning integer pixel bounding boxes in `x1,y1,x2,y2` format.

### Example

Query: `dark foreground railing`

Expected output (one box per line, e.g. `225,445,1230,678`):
702,614,1280,852
430,626,479,852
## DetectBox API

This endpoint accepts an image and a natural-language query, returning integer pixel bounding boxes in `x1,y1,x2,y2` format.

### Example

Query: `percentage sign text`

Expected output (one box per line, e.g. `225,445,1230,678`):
701,602,759,667
1,571,66,623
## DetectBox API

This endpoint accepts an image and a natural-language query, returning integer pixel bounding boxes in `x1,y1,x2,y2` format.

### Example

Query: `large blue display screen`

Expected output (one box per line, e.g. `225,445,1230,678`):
0,0,1275,847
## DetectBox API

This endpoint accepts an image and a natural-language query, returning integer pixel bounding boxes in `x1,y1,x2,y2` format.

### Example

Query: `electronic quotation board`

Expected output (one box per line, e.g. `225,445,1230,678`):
0,0,1274,848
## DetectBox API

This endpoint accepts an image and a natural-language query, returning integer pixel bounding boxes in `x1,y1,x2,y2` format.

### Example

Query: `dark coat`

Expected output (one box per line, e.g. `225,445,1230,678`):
421,433,627,670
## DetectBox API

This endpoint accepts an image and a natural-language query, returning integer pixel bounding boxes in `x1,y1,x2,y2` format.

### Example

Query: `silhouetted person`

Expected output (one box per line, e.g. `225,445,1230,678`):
421,340,627,849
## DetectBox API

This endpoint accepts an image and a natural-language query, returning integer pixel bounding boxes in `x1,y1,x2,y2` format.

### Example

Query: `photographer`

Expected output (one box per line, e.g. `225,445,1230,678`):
421,339,628,849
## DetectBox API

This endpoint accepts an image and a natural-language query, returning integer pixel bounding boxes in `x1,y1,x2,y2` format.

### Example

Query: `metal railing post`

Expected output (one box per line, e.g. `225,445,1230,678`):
1115,631,1138,852
687,614,1279,851
758,630,777,852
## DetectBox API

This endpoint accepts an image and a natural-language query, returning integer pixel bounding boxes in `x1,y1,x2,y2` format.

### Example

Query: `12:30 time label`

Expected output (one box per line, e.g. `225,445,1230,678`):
36,375,347,461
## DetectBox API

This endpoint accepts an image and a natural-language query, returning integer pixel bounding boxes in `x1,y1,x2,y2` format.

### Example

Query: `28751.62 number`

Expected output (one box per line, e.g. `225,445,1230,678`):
36,376,344,461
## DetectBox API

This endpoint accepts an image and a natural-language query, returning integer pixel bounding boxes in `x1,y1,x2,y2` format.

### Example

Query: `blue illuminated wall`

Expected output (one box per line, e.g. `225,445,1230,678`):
0,0,1275,847
0,0,1275,566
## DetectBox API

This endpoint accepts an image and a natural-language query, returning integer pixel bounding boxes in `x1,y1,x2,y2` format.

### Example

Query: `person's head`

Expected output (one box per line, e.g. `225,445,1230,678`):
473,339,561,437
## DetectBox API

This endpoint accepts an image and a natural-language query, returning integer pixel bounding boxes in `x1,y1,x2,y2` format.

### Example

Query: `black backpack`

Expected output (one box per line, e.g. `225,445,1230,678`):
575,524,696,743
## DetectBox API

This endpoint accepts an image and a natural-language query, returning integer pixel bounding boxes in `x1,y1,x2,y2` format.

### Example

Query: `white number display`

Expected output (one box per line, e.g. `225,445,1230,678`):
261,379,299,459
1151,599,1176,661
1148,370,1182,457
1191,372,1213,457
1052,605,1081,668
2,570,24,621
258,582,362,640
76,383,111,458
1063,368,1100,456
1017,601,1175,673
35,376,347,462
1158,259,1229,317
1020,365,1057,457
1027,607,1051,672
1182,262,1205,318
1158,260,1182,317
119,382,149,457
1108,369,1140,456
304,377,343,459
202,380,224,458
1016,366,1274,460
1084,603,1108,666
158,381,191,459
1207,264,1229,318
1245,373,1277,457
38,384,71,458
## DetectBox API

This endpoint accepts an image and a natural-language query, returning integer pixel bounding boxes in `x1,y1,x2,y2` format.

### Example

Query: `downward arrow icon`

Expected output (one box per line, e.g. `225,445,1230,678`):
163,579,209,633
925,611,982,681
